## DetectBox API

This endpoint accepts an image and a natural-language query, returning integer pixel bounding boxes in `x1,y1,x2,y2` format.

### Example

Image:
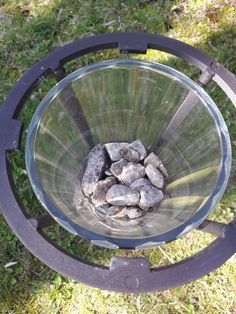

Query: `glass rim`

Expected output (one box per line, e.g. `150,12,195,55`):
25,58,232,249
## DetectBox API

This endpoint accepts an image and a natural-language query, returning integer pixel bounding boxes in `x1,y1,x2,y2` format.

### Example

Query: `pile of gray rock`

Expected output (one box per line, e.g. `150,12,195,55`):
74,139,168,225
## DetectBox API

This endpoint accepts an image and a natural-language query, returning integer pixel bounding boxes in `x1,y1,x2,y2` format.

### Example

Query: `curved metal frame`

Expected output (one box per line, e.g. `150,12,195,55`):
0,32,236,292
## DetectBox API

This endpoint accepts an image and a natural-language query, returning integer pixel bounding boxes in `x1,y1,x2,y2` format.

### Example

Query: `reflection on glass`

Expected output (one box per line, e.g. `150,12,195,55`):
26,59,231,240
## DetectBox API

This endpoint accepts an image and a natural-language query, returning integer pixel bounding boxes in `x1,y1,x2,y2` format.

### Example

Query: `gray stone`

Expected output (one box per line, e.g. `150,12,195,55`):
91,176,117,207
124,217,143,226
96,205,110,215
84,198,96,211
110,158,128,177
105,169,113,176
139,185,164,210
127,207,143,219
120,147,140,162
119,162,145,186
95,204,110,220
145,164,164,189
75,197,95,213
106,184,140,206
130,139,147,160
104,142,129,161
79,139,166,223
82,144,106,197
74,184,99,215
144,152,161,168
106,205,120,216
107,206,128,218
144,152,168,177
129,178,152,192
158,163,168,177
73,183,86,208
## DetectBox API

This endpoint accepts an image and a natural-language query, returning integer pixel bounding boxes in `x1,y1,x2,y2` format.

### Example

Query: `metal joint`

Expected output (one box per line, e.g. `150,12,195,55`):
198,65,215,86
0,115,22,151
51,66,66,82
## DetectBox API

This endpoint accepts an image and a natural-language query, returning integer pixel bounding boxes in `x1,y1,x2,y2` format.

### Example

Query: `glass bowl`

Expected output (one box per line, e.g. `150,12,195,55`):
25,59,231,249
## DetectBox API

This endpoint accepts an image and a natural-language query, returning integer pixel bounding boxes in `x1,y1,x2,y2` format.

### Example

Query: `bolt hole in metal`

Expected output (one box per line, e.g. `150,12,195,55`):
24,57,231,250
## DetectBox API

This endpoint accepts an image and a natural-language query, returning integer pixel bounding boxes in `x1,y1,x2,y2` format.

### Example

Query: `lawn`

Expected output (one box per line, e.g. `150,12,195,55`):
0,0,236,313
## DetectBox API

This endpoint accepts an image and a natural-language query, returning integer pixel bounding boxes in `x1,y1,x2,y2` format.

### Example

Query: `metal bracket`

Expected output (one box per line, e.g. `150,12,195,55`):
198,65,215,86
0,114,22,151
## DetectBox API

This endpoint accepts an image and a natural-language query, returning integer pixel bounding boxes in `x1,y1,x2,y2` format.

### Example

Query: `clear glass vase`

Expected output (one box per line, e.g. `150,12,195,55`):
25,59,231,249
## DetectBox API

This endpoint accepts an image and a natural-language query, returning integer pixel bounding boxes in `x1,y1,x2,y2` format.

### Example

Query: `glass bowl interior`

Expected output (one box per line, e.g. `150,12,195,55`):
25,59,231,243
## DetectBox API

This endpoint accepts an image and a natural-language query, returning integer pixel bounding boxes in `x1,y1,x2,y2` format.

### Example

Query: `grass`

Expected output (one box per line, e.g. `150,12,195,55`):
0,0,236,313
